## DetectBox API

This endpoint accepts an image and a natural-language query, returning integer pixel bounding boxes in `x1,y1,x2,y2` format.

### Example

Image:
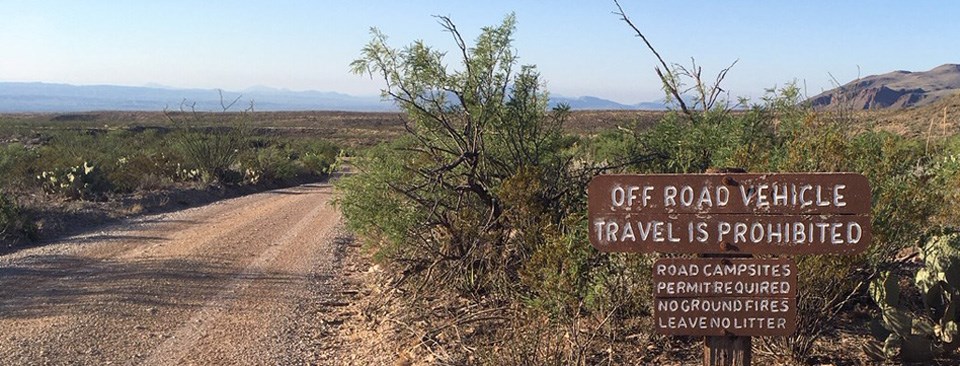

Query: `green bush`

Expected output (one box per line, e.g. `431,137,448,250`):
340,15,649,363
336,138,424,257
173,129,246,184
252,147,298,182
288,138,340,176
108,152,181,192
20,129,183,196
343,14,589,303
236,138,340,184
161,108,251,184
0,122,341,201
0,192,35,245
0,144,38,189
299,152,334,176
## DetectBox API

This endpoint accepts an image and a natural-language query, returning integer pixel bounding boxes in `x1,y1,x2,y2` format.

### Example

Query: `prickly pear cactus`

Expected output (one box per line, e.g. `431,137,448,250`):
917,232,960,349
37,161,111,200
863,232,960,362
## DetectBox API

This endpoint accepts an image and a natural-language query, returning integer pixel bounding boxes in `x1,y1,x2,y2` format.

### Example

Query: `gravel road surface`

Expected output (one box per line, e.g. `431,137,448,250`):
0,182,354,365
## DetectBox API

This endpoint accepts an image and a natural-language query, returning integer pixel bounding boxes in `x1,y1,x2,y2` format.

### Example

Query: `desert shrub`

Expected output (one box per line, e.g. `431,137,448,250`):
337,137,425,258
339,15,614,362
108,152,181,192
172,129,246,184
299,151,334,176
288,138,340,176
22,129,182,196
250,147,298,182
237,138,340,184
1,120,340,198
0,192,35,245
929,136,960,225
0,144,38,189
164,107,250,185
345,12,586,299
590,85,798,175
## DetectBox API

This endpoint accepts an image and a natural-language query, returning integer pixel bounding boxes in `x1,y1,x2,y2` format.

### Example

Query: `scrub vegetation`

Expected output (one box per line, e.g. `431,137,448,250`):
336,13,960,365
0,107,341,247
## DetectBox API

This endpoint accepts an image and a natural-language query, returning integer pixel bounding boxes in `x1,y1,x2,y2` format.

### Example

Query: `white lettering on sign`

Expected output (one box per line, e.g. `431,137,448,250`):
662,185,731,209
593,219,864,246
657,298,792,313
655,262,793,278
608,183,848,210
654,261,795,297
687,222,710,243
595,220,682,243
612,185,665,209
654,298,793,332
715,221,862,245
656,316,788,331
651,258,797,335
655,280,792,296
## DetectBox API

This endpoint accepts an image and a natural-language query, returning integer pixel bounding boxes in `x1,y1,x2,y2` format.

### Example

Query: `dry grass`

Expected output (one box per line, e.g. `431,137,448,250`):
563,110,666,134
0,111,408,148
860,93,960,137
2,95,957,146
0,110,672,147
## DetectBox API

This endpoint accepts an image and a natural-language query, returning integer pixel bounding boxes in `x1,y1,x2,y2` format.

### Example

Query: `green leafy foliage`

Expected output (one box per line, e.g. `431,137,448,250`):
341,17,633,363
345,13,589,303
336,137,425,258
239,138,341,184
0,192,35,244
0,144,38,189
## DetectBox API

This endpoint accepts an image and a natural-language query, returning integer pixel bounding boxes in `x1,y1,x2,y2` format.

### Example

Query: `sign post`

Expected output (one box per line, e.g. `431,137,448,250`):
587,173,871,366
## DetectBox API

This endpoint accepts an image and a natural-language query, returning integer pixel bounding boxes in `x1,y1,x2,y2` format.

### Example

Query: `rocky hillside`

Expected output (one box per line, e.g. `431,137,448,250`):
810,64,960,110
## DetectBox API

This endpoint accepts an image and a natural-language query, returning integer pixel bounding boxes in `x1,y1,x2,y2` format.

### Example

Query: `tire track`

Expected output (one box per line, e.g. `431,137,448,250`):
139,187,338,365
0,182,345,365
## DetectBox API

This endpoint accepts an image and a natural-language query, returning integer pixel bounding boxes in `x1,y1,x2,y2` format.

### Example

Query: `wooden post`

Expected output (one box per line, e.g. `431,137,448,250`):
704,336,751,366
700,250,751,366
701,253,753,366
704,167,751,366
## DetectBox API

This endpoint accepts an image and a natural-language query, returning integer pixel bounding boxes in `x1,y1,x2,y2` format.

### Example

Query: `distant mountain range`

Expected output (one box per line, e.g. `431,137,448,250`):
0,82,391,113
0,82,673,112
810,64,960,110
548,95,676,110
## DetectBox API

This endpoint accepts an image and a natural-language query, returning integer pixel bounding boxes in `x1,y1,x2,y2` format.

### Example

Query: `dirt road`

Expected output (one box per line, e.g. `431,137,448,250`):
0,182,358,365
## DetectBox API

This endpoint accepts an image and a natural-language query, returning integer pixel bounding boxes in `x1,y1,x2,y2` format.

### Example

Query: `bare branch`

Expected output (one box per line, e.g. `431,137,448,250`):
217,89,242,112
613,0,692,118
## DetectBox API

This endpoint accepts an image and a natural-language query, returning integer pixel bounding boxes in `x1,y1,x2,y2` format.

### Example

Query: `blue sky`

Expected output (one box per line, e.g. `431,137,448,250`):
2,1,957,104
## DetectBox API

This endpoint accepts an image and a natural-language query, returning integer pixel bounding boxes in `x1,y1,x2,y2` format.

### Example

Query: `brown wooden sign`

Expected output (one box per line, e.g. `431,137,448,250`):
588,173,872,254
653,257,797,336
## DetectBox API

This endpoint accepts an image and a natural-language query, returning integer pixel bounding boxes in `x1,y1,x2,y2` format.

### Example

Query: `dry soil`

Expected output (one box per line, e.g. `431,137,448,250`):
0,181,363,365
